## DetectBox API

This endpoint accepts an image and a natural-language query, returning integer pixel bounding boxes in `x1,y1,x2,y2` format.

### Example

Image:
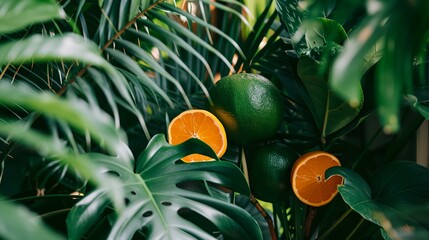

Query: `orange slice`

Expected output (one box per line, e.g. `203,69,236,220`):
168,109,227,163
291,151,343,207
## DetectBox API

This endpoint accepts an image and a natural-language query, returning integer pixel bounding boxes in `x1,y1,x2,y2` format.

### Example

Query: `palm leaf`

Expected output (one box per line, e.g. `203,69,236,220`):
0,0,66,34
0,81,128,210
0,197,64,240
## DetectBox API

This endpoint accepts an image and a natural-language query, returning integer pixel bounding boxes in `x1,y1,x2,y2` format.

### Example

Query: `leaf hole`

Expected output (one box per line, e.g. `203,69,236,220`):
142,211,153,218
130,191,137,195
124,198,130,205
161,201,172,206
106,170,120,177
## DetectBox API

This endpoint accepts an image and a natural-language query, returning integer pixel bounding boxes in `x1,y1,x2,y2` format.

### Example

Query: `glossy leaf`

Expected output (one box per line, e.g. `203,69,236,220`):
0,198,64,240
68,134,262,240
297,55,363,137
327,162,429,239
0,0,66,34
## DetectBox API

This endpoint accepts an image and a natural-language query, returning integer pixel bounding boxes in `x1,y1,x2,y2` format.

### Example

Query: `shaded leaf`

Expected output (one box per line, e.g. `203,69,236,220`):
0,122,126,213
297,55,363,137
0,0,66,34
327,162,429,239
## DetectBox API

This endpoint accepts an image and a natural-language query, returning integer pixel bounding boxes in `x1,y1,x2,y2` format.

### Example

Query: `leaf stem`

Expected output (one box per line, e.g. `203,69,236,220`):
243,147,277,239
351,127,383,170
240,146,249,185
321,91,330,145
318,207,353,240
345,217,364,240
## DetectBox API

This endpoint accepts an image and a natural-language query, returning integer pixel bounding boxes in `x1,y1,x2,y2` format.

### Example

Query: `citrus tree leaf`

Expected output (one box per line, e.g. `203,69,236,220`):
326,162,429,239
0,0,66,34
297,55,363,137
303,18,347,50
68,134,262,240
0,198,64,240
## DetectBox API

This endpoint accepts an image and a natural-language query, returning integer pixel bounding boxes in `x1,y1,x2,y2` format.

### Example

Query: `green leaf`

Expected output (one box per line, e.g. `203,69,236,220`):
327,162,429,239
0,198,64,240
0,0,66,34
0,34,141,128
0,34,108,68
104,47,175,108
329,10,387,109
275,0,307,55
0,82,130,160
0,122,126,213
66,189,110,240
68,134,262,240
297,55,363,137
302,18,347,50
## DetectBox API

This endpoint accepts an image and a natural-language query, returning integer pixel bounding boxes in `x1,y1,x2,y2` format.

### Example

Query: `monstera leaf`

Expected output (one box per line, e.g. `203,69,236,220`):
67,134,262,240
327,162,429,239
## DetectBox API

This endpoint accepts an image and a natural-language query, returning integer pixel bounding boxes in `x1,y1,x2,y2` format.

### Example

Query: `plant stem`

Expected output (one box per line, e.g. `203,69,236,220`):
250,194,277,240
351,127,383,170
243,147,277,239
321,91,331,145
318,207,353,240
38,208,71,219
345,217,364,240
240,146,249,185
304,207,317,238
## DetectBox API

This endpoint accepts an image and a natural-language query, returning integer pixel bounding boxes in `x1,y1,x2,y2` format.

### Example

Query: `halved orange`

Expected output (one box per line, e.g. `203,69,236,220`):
168,109,227,163
291,151,343,207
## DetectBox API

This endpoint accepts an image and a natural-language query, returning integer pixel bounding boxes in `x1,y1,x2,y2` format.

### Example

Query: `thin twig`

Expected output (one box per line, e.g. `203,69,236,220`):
250,194,277,240
305,207,317,238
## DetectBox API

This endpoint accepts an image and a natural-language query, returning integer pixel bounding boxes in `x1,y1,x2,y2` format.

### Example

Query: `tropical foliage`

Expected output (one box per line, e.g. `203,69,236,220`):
1,0,429,239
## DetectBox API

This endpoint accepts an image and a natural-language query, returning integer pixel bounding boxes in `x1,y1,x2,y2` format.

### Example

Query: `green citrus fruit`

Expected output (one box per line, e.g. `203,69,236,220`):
246,143,298,203
209,73,283,145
